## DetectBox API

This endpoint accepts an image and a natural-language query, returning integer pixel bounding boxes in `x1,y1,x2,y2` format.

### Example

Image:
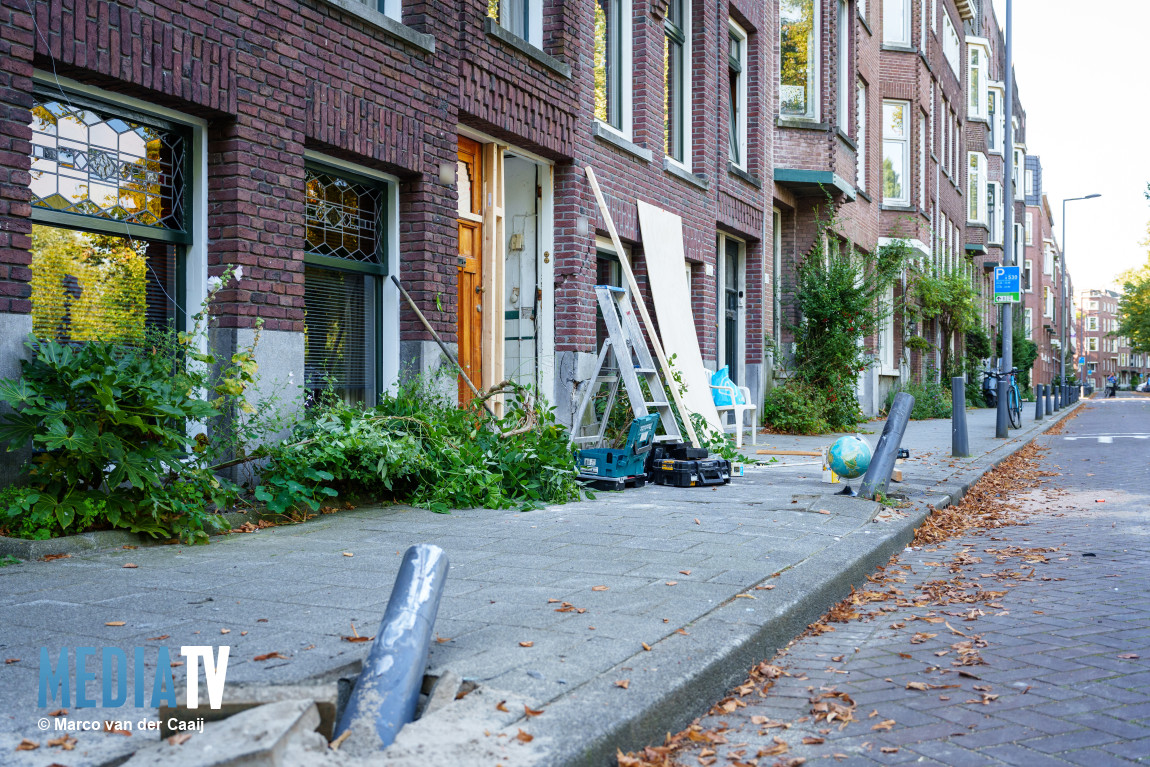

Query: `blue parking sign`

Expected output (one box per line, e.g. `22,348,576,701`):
994,266,1021,304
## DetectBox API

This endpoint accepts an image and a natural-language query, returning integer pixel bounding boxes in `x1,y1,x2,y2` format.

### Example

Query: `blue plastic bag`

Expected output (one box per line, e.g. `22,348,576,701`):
711,366,745,406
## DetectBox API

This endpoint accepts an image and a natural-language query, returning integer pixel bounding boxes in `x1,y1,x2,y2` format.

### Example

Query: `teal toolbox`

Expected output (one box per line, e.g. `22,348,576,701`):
576,414,659,481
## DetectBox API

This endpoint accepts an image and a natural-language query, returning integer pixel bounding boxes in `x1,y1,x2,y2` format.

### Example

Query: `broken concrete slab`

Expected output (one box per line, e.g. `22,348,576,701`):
123,699,326,767
160,680,345,740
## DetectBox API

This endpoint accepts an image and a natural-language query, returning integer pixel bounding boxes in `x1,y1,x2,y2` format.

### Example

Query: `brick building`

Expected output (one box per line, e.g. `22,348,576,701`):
1017,155,1065,388
1078,288,1150,390
0,0,1076,466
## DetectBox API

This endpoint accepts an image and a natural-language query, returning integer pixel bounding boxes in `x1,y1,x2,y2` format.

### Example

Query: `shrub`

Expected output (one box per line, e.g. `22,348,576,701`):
0,269,258,543
887,380,953,420
0,338,240,543
257,379,582,515
761,380,833,435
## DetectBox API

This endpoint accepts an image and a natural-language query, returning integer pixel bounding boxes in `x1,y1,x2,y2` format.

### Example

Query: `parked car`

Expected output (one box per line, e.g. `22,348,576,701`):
1136,381,1150,393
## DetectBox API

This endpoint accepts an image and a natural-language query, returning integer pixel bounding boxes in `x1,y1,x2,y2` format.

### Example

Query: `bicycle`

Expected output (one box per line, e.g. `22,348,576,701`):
982,367,1022,428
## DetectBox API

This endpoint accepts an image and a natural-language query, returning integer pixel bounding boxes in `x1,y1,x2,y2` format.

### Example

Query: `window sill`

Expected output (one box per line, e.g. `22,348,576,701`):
856,189,872,203
483,18,571,78
880,203,916,213
776,117,830,131
664,158,709,191
727,162,761,188
881,43,918,54
592,121,651,163
967,222,989,231
835,128,857,151
319,0,435,53
859,13,872,35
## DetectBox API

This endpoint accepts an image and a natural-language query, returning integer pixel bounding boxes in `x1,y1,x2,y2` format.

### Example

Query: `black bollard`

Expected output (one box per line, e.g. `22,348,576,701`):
996,379,1009,438
334,544,450,748
1054,383,1061,410
1046,386,1053,415
1035,384,1044,421
952,377,970,457
861,392,915,500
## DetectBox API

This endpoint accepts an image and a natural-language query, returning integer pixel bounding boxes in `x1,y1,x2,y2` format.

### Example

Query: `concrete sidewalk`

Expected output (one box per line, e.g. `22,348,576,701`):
0,401,1079,766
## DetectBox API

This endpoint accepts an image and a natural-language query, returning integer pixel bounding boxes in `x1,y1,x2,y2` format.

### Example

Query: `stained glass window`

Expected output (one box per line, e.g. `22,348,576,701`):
305,169,384,264
29,96,185,233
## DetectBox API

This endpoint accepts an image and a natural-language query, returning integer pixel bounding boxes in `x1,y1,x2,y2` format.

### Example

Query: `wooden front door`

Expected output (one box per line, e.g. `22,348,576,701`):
457,136,484,404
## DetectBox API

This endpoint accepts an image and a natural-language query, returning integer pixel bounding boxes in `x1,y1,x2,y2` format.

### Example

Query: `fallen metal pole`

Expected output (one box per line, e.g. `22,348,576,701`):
951,377,969,458
333,544,449,748
1035,384,1044,421
861,392,914,500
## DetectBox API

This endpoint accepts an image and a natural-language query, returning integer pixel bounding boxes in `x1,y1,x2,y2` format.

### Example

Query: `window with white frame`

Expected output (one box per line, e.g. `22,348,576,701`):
664,0,689,164
728,20,748,167
856,80,867,193
988,85,1003,152
28,87,200,343
1043,285,1053,318
918,116,926,208
878,283,895,370
919,0,927,50
1025,168,1035,197
489,0,542,48
780,0,818,120
365,0,401,21
1086,316,1098,331
882,100,910,206
1023,258,1032,291
304,160,392,405
988,181,1001,244
1024,308,1033,339
1013,147,1025,200
837,0,850,130
931,0,937,32
594,0,631,133
883,0,911,46
940,98,949,174
942,11,960,75
968,152,986,224
1025,212,1034,245
858,0,866,20
1087,337,1098,352
967,41,989,120
1044,245,1054,276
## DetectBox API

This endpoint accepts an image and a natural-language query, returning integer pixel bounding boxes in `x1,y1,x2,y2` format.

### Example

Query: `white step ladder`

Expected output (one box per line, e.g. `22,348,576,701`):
570,285,683,448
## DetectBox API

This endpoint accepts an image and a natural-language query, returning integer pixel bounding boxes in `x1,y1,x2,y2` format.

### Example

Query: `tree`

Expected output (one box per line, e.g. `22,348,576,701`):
910,267,980,378
1116,183,1150,353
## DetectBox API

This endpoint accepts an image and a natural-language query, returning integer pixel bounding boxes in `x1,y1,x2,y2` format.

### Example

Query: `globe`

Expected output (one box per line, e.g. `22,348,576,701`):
827,435,872,480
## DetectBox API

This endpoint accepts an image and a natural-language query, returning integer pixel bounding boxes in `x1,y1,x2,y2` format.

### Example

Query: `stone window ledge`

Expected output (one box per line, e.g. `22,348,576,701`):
320,0,435,53
484,19,571,79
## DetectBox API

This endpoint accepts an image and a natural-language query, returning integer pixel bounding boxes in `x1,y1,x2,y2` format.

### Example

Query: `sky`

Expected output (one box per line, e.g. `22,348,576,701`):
990,0,1149,292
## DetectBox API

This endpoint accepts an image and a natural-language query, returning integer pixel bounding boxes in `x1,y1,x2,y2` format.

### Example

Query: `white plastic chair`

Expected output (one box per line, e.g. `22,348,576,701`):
703,368,758,449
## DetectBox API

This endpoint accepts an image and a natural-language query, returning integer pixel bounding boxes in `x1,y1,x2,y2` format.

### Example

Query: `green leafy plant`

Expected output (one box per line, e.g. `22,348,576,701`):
765,205,910,433
256,378,582,516
0,269,257,543
886,379,953,420
909,267,980,377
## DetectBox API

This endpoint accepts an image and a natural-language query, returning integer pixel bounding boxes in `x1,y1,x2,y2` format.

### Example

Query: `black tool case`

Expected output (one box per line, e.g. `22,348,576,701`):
649,458,731,488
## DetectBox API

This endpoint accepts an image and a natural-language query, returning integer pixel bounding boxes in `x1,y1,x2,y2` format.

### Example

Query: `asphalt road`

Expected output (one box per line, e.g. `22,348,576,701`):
664,395,1150,766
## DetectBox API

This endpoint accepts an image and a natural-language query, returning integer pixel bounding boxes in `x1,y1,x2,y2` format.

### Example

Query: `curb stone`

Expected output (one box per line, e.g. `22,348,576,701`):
0,510,252,559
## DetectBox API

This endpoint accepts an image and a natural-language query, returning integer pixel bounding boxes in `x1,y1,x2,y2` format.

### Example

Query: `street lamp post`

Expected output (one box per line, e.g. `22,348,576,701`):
1061,194,1101,397
997,0,1014,439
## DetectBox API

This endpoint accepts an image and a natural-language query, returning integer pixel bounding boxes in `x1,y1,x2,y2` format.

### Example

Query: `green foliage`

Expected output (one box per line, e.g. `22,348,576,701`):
257,379,582,516
0,270,256,544
887,380,953,420
1117,254,1150,354
761,380,832,435
765,208,909,433
997,323,1038,392
910,267,981,377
